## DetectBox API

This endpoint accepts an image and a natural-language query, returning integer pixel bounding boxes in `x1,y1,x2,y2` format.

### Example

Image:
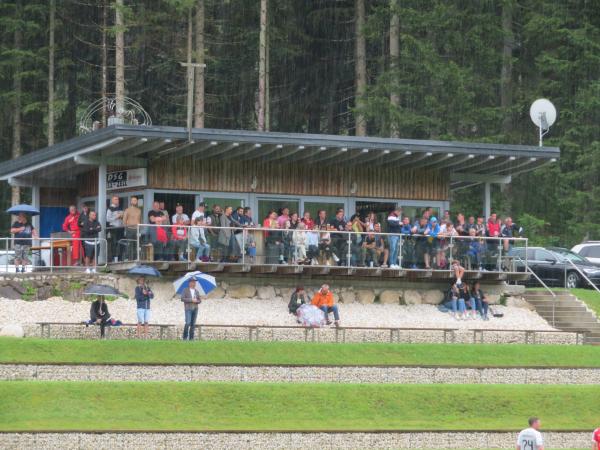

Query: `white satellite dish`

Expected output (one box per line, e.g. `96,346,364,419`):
530,98,557,147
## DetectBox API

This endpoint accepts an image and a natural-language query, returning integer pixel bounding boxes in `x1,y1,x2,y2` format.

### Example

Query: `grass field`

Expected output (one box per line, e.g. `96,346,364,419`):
0,382,598,431
1,338,600,367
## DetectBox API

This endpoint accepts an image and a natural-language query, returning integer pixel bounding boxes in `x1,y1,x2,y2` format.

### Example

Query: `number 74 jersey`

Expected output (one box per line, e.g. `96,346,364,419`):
517,428,543,450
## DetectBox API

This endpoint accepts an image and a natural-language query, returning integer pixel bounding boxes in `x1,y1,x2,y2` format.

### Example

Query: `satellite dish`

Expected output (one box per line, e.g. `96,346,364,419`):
530,99,557,146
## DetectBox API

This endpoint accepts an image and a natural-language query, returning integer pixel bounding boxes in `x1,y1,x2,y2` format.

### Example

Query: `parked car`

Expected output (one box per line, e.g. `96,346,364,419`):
508,246,600,288
571,242,600,265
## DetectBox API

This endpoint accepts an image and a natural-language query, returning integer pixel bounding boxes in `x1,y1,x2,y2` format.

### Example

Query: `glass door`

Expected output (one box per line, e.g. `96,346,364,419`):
257,198,300,224
355,201,398,231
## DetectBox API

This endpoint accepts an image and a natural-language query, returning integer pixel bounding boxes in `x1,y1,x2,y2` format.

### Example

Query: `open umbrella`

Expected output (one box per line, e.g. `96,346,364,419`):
84,284,125,297
173,271,216,296
127,265,162,277
6,204,40,216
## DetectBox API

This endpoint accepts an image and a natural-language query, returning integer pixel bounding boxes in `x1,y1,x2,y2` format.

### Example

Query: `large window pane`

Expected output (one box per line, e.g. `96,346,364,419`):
355,201,397,232
303,202,344,222
401,206,441,223
203,197,245,211
258,199,299,223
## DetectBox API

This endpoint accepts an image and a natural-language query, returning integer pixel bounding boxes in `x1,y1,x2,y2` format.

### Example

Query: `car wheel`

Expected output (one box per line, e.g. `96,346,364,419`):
566,271,580,289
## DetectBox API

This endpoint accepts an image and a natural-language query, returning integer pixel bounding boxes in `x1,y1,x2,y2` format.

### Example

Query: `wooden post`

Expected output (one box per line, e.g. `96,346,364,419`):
389,0,400,137
194,0,205,128
354,0,367,136
115,0,125,116
257,0,267,131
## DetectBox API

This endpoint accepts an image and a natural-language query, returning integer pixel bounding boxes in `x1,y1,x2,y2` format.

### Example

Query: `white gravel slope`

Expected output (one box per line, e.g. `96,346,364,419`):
0,297,555,330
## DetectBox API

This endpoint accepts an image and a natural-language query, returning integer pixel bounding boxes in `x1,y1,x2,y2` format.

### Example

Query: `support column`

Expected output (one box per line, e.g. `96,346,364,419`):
31,185,40,233
98,164,107,264
483,182,491,219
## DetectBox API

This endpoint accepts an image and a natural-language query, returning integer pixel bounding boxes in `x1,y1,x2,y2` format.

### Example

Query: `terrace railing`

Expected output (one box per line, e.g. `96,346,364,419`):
0,237,107,273
133,224,528,275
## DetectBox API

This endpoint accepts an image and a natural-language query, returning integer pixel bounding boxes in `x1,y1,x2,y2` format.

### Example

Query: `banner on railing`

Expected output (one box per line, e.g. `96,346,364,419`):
107,168,147,191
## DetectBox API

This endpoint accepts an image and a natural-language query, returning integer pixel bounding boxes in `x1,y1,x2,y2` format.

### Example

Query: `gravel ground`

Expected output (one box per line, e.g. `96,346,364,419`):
0,296,555,330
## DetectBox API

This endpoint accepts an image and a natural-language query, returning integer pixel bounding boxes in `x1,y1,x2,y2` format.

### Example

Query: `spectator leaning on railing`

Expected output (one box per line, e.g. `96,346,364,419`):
10,212,37,273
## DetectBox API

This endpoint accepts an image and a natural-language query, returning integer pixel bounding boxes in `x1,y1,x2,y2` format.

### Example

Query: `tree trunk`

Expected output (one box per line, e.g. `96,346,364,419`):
194,0,205,128
257,0,267,131
500,0,515,134
115,0,125,116
48,0,56,146
354,0,367,136
11,0,23,206
389,0,400,138
101,0,108,127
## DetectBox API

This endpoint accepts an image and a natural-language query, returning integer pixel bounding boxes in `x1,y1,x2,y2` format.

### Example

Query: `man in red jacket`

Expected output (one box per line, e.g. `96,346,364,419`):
62,205,81,265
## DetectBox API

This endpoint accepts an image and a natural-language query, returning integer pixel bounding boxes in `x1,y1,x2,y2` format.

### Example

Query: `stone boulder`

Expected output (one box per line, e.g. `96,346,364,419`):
6,280,27,295
0,286,22,300
422,289,444,305
257,286,276,300
378,290,401,305
355,289,376,304
227,284,256,299
403,289,422,305
339,290,356,304
0,324,24,338
279,288,295,302
207,286,226,299
36,285,55,301
506,296,535,311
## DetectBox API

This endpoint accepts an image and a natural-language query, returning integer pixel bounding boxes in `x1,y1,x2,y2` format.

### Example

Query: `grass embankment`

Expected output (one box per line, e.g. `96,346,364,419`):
0,382,598,431
2,338,600,367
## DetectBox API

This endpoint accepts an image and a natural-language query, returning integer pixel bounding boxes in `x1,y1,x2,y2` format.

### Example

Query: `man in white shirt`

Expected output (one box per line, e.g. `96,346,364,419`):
517,417,544,450
191,202,211,224
171,204,190,226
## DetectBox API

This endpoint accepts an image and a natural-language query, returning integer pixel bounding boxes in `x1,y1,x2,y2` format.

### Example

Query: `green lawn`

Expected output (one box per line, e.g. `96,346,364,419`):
3,338,600,367
0,382,598,431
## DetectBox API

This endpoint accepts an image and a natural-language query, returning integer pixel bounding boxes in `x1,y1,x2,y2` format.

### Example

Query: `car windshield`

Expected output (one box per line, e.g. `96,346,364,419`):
551,249,589,263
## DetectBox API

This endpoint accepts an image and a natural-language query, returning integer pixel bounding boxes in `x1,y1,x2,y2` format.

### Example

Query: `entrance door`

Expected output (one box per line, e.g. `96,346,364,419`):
154,193,196,220
355,201,398,231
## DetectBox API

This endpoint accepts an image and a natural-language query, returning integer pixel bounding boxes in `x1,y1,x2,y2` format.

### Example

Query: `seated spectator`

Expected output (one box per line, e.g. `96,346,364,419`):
135,277,153,339
171,216,188,261
373,223,389,268
466,228,485,270
328,208,347,262
263,210,285,264
340,221,362,266
282,220,295,262
306,223,320,264
89,296,111,338
444,282,467,320
293,222,308,263
471,281,489,320
311,284,340,326
364,211,377,232
288,286,308,316
189,217,211,261
463,283,479,319
451,259,465,285
318,224,334,265
362,231,379,267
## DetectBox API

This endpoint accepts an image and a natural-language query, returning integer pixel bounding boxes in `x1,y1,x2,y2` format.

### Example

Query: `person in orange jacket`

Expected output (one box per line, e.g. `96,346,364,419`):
62,205,81,265
311,284,340,326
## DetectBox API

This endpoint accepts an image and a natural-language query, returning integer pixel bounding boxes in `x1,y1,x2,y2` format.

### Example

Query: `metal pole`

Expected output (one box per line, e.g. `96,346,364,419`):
97,164,107,265
483,182,491,220
180,62,206,143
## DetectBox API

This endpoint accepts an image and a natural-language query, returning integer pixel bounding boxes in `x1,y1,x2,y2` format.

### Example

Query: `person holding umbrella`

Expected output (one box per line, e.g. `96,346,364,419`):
10,212,37,273
134,277,153,339
181,278,202,341
89,296,111,338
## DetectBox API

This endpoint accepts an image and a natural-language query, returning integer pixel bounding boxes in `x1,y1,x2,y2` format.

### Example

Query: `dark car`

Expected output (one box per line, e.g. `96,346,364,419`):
508,246,600,288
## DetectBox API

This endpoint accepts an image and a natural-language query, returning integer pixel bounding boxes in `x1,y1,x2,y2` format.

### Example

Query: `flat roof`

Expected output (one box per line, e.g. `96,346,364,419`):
0,124,559,190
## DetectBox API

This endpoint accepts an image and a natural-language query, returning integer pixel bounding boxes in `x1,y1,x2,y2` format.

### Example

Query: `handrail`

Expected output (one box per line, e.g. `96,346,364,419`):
566,259,600,295
515,255,555,297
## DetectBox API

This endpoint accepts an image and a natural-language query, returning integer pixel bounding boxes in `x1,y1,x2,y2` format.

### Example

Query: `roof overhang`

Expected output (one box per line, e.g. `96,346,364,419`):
0,124,560,189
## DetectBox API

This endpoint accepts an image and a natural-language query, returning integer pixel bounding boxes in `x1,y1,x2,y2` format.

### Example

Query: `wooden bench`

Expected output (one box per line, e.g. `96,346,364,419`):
469,328,585,344
37,322,176,340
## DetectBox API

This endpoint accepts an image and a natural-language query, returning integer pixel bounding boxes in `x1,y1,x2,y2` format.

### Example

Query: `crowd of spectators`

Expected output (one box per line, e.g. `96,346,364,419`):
12,197,522,273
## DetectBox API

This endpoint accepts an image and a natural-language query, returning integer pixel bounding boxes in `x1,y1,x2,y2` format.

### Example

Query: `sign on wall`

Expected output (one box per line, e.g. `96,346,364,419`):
106,168,147,191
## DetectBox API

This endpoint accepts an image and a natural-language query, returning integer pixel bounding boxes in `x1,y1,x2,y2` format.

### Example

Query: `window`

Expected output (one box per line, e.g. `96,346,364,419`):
355,201,397,232
586,246,600,258
535,249,556,262
154,193,196,218
203,197,245,211
401,206,441,223
258,198,299,223
303,201,344,222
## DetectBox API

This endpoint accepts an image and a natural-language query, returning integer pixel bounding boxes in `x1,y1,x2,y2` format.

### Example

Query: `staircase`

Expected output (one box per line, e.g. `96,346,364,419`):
523,292,600,345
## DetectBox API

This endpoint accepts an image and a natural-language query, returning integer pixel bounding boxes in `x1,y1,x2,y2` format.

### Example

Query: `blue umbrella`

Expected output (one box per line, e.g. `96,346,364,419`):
6,204,40,216
127,265,162,277
173,271,217,296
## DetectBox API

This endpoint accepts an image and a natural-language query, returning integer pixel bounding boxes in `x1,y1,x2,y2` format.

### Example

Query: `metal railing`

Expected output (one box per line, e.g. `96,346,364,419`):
0,237,108,273
132,223,528,274
515,255,556,325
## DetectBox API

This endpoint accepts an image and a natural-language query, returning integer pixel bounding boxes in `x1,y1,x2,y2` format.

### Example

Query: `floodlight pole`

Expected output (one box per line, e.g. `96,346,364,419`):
180,62,206,143
538,111,549,147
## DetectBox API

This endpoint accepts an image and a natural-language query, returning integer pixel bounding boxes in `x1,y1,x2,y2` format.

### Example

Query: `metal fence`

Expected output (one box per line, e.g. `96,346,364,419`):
0,237,108,273
132,224,528,274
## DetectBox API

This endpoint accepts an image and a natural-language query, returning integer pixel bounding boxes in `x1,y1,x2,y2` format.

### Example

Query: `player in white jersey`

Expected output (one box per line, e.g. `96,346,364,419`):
517,417,544,450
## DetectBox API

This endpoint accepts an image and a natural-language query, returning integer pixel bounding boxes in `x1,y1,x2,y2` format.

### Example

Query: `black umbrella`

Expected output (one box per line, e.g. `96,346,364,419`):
83,284,125,297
